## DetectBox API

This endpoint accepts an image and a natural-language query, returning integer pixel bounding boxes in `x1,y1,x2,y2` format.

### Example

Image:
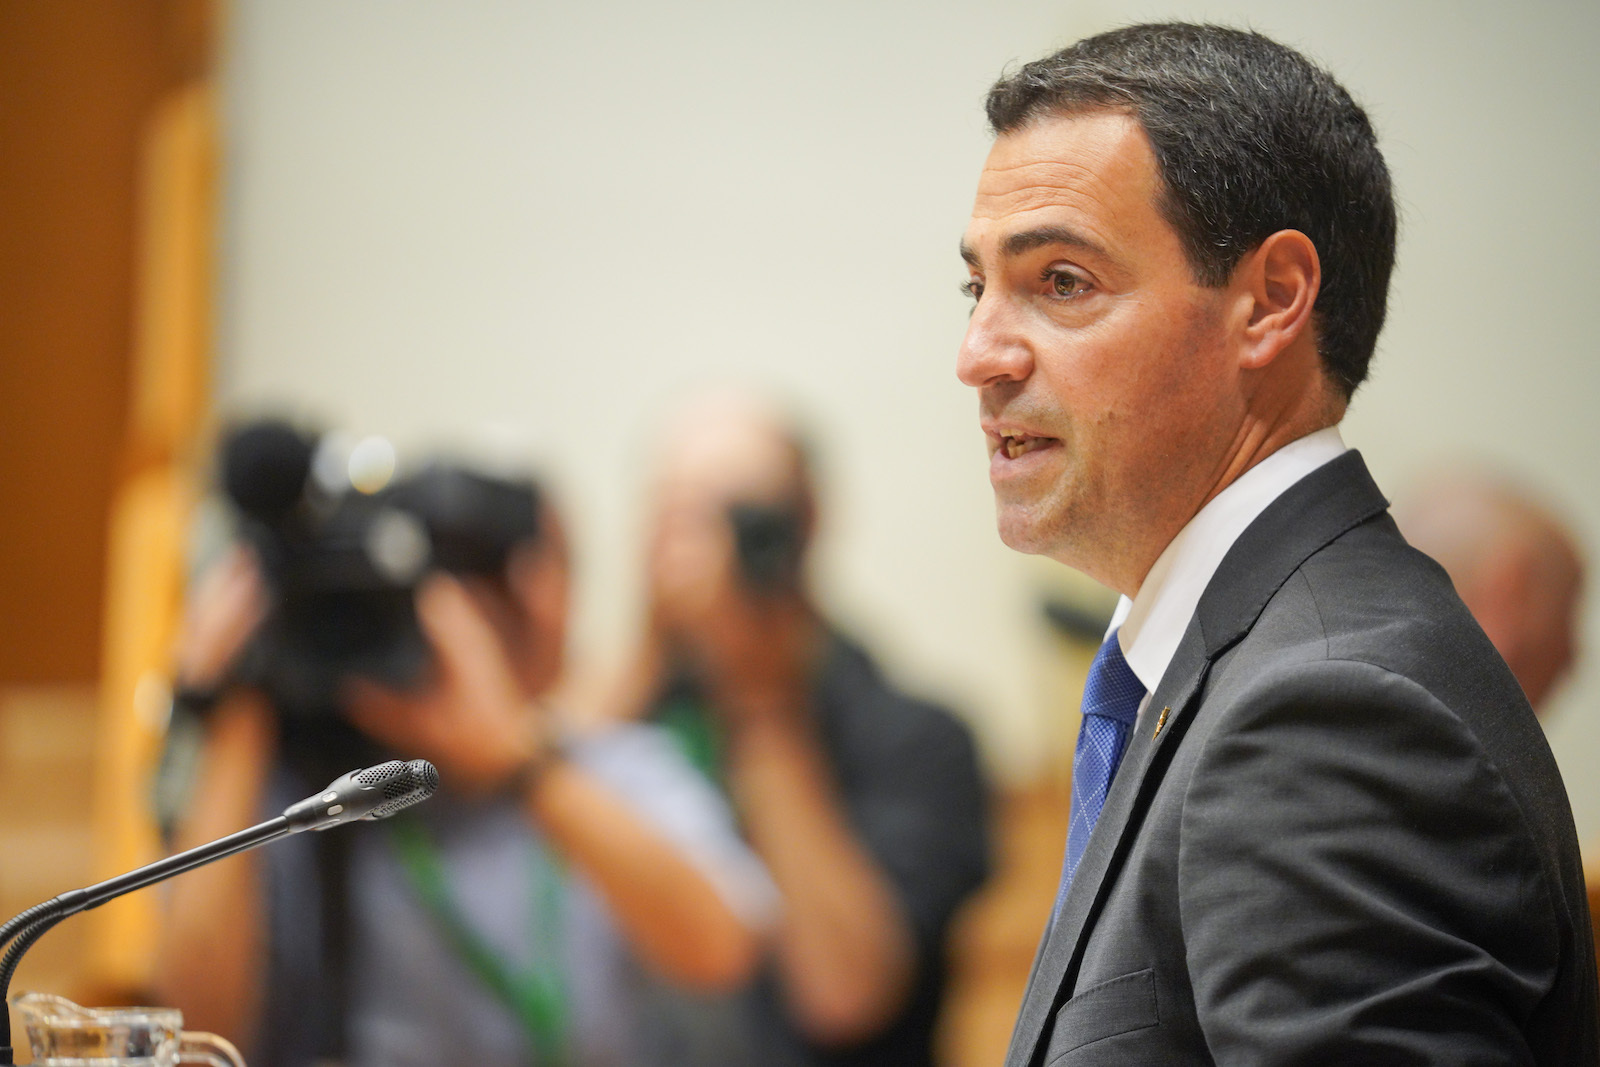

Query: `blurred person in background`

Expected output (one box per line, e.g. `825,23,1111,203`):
152,447,773,1067
607,390,990,1067
1394,468,1586,714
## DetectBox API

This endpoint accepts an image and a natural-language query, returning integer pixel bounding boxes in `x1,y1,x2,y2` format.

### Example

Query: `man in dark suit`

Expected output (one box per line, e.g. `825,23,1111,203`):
955,23,1598,1064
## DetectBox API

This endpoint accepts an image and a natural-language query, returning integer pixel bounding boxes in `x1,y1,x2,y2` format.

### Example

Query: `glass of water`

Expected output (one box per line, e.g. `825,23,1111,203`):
12,992,244,1067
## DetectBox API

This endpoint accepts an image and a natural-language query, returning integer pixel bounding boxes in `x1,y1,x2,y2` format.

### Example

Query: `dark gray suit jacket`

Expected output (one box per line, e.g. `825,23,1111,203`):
1007,452,1598,1065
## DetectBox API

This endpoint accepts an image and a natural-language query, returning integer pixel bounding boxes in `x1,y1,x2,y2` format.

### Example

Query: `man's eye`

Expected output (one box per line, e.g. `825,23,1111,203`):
959,279,984,301
1047,268,1089,298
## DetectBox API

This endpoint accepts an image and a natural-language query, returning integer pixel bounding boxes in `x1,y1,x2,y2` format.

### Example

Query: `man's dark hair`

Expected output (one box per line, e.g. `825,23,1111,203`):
987,23,1396,397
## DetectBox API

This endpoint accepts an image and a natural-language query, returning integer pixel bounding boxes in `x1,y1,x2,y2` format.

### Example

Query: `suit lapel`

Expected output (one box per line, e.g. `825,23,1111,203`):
1004,451,1392,1066
1195,451,1389,655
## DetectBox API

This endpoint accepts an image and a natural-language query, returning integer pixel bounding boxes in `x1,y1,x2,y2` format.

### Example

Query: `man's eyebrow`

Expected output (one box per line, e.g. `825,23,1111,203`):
1003,226,1106,260
960,226,1107,268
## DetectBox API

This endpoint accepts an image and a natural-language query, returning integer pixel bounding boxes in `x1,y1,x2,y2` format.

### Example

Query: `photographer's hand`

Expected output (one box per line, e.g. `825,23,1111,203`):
173,545,266,691
345,574,543,794
653,518,821,727
349,573,761,989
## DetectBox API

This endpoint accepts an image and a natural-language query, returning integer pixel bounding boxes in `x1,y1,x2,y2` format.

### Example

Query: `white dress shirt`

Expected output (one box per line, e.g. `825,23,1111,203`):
1109,426,1349,713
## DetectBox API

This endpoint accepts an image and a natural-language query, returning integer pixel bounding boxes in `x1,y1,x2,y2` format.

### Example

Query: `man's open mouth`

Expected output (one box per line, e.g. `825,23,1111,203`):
1000,433,1053,459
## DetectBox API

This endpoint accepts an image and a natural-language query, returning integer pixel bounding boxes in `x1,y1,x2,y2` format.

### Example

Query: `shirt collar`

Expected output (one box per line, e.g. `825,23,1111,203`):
1109,426,1349,693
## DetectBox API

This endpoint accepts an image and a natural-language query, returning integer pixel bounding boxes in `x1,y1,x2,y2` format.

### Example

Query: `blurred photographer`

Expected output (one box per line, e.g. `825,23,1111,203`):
609,392,990,1067
1393,467,1585,716
152,423,772,1067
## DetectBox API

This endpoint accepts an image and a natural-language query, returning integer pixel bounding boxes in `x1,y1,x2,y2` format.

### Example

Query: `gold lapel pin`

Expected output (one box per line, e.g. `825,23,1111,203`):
1153,706,1170,739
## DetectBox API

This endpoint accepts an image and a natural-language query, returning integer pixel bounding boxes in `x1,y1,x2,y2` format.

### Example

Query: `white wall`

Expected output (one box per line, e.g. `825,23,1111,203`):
217,1,1600,833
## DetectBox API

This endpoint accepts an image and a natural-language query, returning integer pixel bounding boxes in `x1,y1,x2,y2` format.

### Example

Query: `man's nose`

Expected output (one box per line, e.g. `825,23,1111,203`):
956,296,1033,388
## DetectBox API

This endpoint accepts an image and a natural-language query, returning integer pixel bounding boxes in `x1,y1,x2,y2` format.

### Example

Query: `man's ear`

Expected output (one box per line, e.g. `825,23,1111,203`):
1238,229,1320,371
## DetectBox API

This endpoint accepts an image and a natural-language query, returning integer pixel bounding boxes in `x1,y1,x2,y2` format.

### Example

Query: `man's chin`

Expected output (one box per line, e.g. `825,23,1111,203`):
994,506,1057,557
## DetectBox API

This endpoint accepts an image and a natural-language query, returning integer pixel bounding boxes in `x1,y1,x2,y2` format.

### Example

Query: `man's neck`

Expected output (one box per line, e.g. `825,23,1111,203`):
1113,425,1350,693
1125,388,1346,596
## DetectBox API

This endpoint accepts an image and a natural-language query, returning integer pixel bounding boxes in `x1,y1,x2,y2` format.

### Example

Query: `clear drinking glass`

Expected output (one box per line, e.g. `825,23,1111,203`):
11,992,245,1067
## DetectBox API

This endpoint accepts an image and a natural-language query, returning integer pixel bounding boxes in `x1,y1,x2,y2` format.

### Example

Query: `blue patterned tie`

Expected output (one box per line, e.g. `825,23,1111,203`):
1057,629,1146,915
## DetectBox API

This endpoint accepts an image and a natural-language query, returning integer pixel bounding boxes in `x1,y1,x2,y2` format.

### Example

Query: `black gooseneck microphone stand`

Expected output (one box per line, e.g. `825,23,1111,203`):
0,758,439,1065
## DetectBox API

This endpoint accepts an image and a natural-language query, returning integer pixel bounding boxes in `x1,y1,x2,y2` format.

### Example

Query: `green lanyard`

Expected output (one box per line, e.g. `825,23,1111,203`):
387,815,570,1064
655,695,726,785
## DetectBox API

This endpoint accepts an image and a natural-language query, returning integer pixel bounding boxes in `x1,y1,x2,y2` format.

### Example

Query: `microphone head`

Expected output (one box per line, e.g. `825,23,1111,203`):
283,758,441,831
364,759,440,820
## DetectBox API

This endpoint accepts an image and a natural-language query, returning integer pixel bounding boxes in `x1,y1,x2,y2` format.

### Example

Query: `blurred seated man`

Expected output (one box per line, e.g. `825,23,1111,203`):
608,391,990,1066
1394,468,1586,714
152,459,773,1067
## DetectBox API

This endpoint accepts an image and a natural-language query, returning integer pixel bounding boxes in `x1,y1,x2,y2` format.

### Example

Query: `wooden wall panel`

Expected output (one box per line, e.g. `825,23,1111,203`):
0,0,204,685
0,0,218,1002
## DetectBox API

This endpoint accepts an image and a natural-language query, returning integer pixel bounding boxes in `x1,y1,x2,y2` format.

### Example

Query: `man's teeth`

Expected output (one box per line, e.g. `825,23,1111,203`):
1002,435,1048,459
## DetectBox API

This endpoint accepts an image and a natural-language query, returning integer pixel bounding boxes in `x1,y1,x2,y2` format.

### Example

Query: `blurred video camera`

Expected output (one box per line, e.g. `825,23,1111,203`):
220,418,542,720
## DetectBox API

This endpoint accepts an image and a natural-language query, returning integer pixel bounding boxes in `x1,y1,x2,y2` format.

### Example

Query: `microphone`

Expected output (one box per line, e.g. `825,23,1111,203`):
283,759,441,831
0,759,439,1064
